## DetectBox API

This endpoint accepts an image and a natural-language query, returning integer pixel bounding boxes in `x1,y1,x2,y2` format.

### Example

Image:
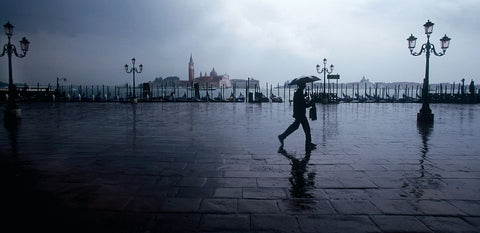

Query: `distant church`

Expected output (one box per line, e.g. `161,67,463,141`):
188,54,231,88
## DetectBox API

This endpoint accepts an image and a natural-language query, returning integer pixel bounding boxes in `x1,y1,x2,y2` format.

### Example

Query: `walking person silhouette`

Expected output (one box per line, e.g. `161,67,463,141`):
278,82,317,150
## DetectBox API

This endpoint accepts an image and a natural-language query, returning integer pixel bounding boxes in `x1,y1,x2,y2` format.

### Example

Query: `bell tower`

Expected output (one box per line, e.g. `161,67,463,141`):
189,54,194,83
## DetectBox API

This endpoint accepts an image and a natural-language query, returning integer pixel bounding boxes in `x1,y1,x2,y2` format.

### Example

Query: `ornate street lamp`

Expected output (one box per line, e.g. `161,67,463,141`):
316,58,334,103
407,20,450,123
1,21,30,119
124,57,143,103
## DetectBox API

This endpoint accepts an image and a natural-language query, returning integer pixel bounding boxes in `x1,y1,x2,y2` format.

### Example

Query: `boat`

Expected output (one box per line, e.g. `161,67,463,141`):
226,92,235,102
236,93,245,102
340,93,352,102
213,92,223,102
254,92,269,103
270,93,283,103
201,92,211,102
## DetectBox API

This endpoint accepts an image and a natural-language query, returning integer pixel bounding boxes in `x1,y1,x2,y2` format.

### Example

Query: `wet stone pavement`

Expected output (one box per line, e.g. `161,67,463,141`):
1,102,480,232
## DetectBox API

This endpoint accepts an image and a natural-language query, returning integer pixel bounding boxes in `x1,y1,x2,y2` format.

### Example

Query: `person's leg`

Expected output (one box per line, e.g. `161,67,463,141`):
299,116,311,144
279,119,300,144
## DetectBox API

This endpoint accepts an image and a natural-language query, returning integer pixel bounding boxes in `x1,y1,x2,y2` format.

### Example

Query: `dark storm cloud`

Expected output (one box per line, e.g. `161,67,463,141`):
2,0,124,36
0,0,478,85
0,0,224,84
1,0,207,40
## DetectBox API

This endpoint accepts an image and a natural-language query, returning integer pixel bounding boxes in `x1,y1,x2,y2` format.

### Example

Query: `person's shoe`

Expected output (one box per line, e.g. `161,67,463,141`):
305,142,317,150
278,135,284,146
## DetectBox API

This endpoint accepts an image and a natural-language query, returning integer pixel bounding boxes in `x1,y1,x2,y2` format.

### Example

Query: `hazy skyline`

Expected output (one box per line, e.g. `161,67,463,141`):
1,0,479,86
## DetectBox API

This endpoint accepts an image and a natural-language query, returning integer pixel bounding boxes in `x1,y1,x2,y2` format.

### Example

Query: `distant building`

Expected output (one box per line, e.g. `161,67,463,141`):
231,79,260,89
359,76,371,85
195,68,231,88
183,54,231,88
188,54,194,83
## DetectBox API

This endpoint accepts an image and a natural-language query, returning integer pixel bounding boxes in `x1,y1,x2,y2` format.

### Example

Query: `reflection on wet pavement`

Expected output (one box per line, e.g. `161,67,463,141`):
1,102,479,232
278,147,315,199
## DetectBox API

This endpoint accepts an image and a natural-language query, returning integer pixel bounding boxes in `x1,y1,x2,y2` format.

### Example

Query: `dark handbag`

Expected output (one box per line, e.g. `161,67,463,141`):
309,105,317,121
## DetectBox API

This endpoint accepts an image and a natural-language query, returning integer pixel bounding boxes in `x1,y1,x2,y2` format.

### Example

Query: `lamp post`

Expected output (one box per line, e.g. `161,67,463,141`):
0,21,30,119
124,58,143,103
407,20,450,123
316,58,334,103
56,77,67,95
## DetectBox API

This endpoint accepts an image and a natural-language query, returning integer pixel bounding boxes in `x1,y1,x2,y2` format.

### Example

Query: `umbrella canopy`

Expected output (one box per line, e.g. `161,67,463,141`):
289,75,320,86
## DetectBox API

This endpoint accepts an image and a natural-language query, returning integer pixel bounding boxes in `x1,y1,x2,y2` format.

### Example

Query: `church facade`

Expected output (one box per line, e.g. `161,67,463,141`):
187,54,231,88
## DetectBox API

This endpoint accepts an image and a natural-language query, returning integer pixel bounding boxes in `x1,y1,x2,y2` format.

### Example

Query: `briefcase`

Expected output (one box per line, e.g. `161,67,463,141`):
309,105,317,121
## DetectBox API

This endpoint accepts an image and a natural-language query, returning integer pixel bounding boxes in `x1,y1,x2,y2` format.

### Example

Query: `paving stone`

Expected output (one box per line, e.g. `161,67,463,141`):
442,171,480,179
330,200,381,214
298,215,381,233
366,188,409,200
251,214,301,232
223,170,263,178
416,200,465,216
177,177,207,187
176,187,215,198
411,188,450,200
199,214,250,232
205,177,258,188
238,199,280,213
311,164,354,172
371,215,433,233
257,177,291,188
324,188,370,201
185,169,223,177
151,213,201,232
214,188,243,198
155,176,183,186
337,177,378,188
450,200,480,216
199,199,237,213
86,194,133,211
158,198,202,212
464,217,480,228
243,187,287,199
83,211,156,233
265,157,292,165
372,199,422,215
302,188,329,199
61,183,102,196
135,184,178,197
217,163,250,171
368,177,404,188
95,184,140,196
277,199,336,215
250,164,291,173
124,195,167,212
419,216,479,233
313,177,344,188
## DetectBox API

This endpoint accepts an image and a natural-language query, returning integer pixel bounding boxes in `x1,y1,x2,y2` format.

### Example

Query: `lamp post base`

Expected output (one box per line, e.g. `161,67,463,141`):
4,108,21,119
4,108,22,130
417,111,434,123
417,102,434,123
132,97,138,104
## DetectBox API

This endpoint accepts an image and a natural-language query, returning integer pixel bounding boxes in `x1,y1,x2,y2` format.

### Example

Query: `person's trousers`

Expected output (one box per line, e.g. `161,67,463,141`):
280,115,311,143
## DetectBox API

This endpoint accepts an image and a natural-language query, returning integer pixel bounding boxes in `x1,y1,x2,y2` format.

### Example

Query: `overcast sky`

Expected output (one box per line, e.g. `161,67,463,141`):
1,0,479,86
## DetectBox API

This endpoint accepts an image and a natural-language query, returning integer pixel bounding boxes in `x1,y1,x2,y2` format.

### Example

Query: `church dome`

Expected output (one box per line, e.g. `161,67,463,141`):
210,68,218,77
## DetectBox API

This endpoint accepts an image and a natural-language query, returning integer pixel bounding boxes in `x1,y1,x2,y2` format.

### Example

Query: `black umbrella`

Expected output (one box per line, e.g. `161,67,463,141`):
289,75,320,86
